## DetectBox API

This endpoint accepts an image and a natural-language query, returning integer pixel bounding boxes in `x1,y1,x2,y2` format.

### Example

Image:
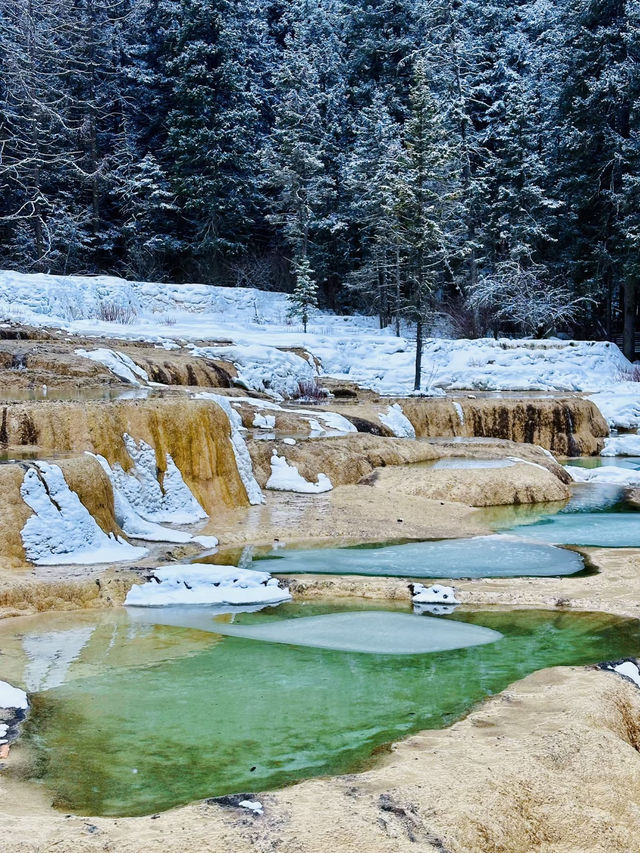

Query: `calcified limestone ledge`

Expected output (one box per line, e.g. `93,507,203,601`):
2,665,640,852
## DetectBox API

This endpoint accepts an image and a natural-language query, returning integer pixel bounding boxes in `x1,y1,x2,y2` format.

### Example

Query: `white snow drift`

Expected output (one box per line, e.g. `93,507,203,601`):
267,454,333,493
411,583,460,605
601,434,640,456
20,462,146,565
0,680,28,711
125,564,292,607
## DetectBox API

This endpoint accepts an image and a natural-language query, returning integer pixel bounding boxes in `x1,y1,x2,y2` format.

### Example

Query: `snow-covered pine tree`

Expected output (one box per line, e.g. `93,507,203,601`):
287,254,318,332
343,91,405,331
393,59,460,390
552,0,640,354
164,0,269,280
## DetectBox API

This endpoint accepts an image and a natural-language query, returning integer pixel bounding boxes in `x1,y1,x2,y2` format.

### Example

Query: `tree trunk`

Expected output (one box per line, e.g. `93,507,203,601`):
623,279,636,360
414,318,423,390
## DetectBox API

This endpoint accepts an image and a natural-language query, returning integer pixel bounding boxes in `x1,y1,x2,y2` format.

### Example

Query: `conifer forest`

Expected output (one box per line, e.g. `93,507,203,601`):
1,0,639,351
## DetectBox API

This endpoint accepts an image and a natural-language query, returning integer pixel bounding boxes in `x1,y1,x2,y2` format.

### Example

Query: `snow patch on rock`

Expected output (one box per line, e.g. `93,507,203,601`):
565,464,640,486
91,452,196,542
266,454,333,493
109,435,208,525
378,403,416,438
20,462,147,565
75,348,149,385
0,681,28,711
601,434,640,456
192,343,317,400
411,583,459,605
202,394,265,505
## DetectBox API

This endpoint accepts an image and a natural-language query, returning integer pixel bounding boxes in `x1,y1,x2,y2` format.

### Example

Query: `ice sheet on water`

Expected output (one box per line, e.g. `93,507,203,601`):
514,513,640,548
257,535,583,579
431,458,516,470
199,611,502,655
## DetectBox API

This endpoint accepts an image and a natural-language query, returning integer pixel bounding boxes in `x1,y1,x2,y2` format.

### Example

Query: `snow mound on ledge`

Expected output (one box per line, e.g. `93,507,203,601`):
411,583,459,605
378,403,416,438
0,681,28,711
267,454,333,493
192,343,317,400
601,434,640,456
565,464,640,486
20,462,146,565
125,564,291,607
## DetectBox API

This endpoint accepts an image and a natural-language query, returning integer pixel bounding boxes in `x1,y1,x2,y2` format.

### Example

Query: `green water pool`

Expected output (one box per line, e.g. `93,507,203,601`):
3,601,639,817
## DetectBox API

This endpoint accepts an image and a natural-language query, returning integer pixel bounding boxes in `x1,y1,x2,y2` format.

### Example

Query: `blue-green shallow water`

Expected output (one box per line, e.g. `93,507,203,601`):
9,602,640,817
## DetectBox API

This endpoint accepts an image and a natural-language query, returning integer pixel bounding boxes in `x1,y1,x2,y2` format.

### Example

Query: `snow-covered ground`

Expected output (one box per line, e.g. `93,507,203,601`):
1,270,639,425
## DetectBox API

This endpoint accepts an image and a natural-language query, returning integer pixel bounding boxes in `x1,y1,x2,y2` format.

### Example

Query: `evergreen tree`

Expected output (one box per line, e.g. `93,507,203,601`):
287,255,318,331
393,60,460,389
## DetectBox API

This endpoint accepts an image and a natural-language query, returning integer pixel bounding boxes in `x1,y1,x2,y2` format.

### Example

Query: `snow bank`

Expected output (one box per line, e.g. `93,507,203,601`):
232,396,356,436
253,413,276,429
108,434,208,525
75,348,149,385
201,394,264,504
589,384,640,429
411,583,459,605
192,343,317,400
601,434,640,456
0,681,28,710
20,462,146,565
0,270,635,401
125,564,291,607
565,464,640,486
378,403,416,438
266,454,333,493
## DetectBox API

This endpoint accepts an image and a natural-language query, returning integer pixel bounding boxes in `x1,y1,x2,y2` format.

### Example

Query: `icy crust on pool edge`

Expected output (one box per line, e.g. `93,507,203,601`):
125,564,292,607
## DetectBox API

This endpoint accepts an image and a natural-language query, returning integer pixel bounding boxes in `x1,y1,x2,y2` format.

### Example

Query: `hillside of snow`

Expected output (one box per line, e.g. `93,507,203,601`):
0,271,637,424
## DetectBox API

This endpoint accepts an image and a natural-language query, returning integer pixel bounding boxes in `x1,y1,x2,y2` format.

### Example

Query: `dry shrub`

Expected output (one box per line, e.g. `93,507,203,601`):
97,301,138,324
295,379,328,402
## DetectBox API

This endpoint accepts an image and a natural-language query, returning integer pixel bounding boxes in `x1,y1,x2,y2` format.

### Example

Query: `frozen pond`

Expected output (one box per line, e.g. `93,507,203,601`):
253,535,584,578
4,603,640,817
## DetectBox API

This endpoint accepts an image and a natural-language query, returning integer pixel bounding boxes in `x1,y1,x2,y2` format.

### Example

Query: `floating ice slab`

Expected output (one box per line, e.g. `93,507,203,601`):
258,535,583,578
206,611,502,655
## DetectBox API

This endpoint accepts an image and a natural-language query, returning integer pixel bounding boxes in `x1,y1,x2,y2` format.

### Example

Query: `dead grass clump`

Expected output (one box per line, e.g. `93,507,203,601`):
614,694,640,752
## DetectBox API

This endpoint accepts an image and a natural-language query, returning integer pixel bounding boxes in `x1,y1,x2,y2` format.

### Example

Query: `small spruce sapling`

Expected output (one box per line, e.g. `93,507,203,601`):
287,256,318,333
